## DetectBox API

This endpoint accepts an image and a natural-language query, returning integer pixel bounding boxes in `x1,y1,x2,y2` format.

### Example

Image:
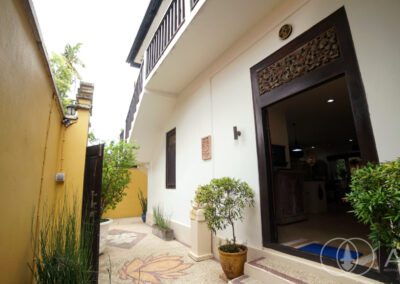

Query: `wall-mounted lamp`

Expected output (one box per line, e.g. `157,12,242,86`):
233,126,241,140
62,118,72,127
66,104,76,116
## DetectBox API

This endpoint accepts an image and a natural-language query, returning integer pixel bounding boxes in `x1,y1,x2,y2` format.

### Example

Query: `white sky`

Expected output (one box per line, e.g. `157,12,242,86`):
32,0,150,142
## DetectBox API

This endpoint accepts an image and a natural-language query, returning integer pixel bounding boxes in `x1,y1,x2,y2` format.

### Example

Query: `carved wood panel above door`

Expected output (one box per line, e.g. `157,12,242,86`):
257,27,340,96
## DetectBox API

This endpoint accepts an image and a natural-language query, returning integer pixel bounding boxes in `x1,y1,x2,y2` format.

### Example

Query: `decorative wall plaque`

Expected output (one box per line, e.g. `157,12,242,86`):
279,24,292,40
257,27,340,95
201,136,212,160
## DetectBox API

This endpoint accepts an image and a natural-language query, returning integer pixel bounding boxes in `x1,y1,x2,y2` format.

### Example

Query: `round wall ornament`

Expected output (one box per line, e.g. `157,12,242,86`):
279,24,292,40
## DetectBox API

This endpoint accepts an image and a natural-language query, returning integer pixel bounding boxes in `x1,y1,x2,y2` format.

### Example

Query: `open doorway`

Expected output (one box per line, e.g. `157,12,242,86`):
248,7,397,281
266,75,377,268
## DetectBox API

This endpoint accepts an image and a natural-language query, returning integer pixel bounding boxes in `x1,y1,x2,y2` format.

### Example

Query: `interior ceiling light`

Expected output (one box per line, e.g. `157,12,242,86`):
349,138,353,142
311,146,316,149
292,123,303,152
327,98,335,103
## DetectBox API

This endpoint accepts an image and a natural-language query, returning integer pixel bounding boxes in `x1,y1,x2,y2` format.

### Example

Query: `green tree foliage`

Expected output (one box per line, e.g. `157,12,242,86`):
63,43,85,78
88,131,99,145
50,43,85,111
347,159,400,251
195,177,255,250
101,140,139,214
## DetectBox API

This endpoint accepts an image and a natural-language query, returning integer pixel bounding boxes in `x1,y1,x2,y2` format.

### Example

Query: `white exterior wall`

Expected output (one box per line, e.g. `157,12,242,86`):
146,0,400,248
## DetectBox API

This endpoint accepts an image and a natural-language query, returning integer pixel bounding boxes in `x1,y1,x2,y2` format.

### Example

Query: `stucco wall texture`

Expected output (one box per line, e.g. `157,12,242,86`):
102,168,148,219
144,0,400,249
0,0,91,282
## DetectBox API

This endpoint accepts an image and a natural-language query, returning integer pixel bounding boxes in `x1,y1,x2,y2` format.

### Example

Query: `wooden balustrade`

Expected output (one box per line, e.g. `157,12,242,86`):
190,0,199,10
125,64,144,140
145,0,185,76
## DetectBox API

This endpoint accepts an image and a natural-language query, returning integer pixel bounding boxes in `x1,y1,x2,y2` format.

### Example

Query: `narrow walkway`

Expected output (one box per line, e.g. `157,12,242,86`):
99,217,225,284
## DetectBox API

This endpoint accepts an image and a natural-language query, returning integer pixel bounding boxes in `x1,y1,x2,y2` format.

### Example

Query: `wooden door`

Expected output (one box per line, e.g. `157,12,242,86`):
274,170,306,225
81,144,104,283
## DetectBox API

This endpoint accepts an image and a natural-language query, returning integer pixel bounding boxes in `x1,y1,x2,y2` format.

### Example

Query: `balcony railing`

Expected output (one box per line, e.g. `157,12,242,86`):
125,64,144,140
190,0,199,10
145,0,185,77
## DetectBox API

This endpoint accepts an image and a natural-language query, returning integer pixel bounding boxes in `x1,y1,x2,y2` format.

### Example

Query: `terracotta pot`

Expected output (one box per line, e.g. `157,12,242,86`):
218,245,248,279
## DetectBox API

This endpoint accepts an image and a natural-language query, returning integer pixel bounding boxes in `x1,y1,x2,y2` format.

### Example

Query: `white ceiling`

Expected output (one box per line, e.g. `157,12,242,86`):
146,0,282,93
268,76,359,152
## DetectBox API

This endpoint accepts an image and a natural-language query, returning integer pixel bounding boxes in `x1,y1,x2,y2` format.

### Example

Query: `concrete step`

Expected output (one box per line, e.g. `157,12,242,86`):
241,247,383,284
229,271,292,284
243,261,298,283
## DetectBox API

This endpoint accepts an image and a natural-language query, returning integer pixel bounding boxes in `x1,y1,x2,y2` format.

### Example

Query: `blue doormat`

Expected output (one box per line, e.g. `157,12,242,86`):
298,243,363,260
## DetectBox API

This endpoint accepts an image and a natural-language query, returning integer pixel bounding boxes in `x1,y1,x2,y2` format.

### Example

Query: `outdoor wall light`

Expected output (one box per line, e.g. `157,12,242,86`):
62,118,72,127
233,126,241,140
66,104,76,116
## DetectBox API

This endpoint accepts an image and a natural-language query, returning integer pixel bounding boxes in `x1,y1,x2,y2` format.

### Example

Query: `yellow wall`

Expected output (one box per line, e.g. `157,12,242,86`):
0,0,91,282
103,168,148,219
55,108,90,214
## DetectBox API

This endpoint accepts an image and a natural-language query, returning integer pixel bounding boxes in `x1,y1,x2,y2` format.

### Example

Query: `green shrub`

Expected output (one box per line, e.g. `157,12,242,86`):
153,206,170,230
346,159,400,250
195,177,255,252
30,199,94,283
101,140,139,214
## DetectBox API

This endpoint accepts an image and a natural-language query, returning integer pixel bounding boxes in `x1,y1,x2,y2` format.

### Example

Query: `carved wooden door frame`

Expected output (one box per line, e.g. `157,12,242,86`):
249,7,394,282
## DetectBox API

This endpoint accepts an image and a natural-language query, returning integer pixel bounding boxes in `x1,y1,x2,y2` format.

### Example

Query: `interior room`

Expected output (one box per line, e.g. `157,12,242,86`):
267,76,376,267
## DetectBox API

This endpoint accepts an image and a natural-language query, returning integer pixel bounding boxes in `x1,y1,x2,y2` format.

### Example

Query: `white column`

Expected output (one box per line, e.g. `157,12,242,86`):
188,208,213,261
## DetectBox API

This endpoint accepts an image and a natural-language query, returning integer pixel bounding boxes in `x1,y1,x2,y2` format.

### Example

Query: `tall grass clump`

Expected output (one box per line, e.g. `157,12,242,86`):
153,206,170,230
30,199,95,283
138,188,147,215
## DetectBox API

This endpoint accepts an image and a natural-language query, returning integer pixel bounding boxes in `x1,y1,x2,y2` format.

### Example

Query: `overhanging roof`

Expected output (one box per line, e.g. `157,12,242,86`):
126,0,163,67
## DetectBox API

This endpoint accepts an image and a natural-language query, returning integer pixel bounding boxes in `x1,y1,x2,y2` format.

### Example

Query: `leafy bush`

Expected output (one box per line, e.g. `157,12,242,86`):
138,188,147,215
30,200,94,283
153,206,170,230
195,177,255,252
346,159,400,250
101,140,139,214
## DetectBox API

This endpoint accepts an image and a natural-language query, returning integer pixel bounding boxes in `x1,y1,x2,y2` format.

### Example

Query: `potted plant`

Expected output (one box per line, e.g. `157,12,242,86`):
346,159,400,272
138,188,147,223
99,139,139,254
196,177,255,279
152,206,174,241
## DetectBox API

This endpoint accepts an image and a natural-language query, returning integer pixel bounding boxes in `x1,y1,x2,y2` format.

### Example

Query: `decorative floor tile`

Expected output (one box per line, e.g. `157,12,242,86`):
118,253,193,284
106,229,147,249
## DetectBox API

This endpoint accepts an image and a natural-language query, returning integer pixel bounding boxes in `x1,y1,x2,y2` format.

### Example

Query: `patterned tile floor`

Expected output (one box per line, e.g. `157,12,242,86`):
98,217,225,284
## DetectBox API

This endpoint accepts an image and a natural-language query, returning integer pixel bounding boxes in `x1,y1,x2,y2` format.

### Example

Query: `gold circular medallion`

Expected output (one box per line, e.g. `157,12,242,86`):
279,24,292,40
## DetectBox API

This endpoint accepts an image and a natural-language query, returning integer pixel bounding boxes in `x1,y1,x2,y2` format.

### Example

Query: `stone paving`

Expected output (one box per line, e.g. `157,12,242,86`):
98,217,225,284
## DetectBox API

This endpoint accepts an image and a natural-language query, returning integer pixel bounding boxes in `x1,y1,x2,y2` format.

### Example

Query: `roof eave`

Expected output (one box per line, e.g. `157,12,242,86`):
126,0,163,67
